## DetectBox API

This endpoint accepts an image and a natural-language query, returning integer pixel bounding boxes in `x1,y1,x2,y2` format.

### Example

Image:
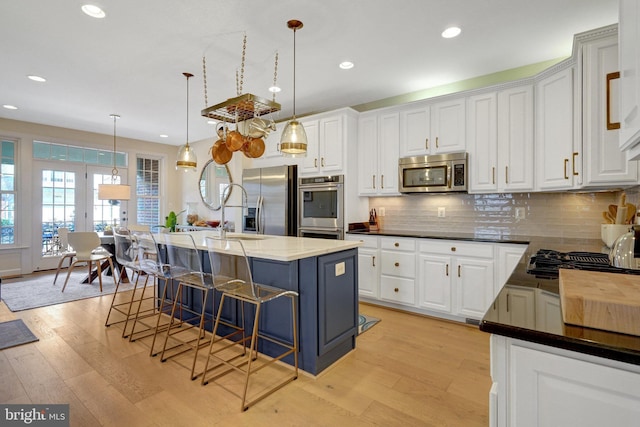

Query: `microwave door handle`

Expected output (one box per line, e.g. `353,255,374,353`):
447,165,453,189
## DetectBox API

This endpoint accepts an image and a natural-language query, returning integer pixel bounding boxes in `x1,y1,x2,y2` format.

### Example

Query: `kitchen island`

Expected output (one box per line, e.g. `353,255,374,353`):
479,236,640,427
166,231,361,375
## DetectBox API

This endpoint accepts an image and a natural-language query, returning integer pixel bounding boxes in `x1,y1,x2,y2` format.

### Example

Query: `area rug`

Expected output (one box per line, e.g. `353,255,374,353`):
0,319,39,350
358,314,380,335
1,270,135,312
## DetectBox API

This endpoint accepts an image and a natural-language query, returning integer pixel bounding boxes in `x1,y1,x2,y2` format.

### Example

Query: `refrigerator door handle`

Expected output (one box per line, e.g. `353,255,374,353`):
256,195,264,234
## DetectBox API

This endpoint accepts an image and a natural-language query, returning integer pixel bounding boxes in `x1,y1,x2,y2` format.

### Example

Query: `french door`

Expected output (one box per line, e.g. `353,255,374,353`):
33,161,128,270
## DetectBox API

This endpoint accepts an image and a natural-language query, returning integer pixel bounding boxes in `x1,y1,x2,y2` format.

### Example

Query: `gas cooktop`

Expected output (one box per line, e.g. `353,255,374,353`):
526,249,640,279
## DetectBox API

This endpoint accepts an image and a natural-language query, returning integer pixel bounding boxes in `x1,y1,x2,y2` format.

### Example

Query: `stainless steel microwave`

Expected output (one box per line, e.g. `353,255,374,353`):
398,152,468,193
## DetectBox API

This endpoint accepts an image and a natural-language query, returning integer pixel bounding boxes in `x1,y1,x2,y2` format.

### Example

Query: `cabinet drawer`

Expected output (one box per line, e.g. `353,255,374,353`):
380,251,416,278
346,234,378,249
381,237,416,252
419,240,494,258
380,276,415,305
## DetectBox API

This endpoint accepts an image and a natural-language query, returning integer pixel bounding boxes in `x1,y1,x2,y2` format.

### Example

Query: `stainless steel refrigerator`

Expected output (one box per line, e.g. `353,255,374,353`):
242,165,297,236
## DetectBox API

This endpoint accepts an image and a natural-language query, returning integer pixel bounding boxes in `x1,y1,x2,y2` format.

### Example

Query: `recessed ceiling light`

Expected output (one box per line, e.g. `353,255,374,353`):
3,105,18,110
159,134,169,138
339,61,354,70
442,27,461,39
27,75,46,82
81,5,106,18
269,86,281,93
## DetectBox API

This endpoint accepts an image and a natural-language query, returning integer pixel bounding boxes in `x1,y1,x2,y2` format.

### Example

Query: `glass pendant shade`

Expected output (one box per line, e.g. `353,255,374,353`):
280,119,308,157
98,113,131,200
176,143,197,171
176,72,197,171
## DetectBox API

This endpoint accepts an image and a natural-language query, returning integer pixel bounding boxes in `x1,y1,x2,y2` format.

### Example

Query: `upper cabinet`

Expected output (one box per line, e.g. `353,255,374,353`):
535,66,581,191
301,115,342,175
582,27,638,185
619,0,640,158
358,109,400,196
468,85,534,193
399,97,466,157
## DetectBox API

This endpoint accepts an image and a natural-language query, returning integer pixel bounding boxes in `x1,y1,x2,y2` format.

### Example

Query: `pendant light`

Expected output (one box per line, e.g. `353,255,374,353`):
176,72,198,171
280,19,307,157
98,114,131,200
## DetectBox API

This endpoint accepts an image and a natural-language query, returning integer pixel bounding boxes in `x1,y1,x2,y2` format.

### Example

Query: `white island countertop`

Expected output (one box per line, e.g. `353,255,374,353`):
185,231,362,262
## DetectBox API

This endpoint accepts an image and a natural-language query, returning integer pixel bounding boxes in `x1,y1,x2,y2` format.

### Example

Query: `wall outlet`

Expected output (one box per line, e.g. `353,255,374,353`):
438,207,446,218
515,207,526,219
378,207,385,216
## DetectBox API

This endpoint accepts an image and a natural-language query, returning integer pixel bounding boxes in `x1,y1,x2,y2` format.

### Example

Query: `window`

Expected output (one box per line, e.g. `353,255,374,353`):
136,157,160,227
0,139,16,244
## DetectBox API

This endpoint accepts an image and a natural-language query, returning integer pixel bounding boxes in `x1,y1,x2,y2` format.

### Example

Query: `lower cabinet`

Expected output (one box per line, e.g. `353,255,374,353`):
490,336,640,427
348,234,517,323
418,240,494,320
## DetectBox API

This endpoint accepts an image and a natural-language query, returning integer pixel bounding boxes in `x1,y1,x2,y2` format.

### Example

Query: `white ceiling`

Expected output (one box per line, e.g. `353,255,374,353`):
0,0,619,146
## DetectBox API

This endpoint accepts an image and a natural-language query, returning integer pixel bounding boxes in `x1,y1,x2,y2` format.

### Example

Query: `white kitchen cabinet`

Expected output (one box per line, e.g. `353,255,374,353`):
357,109,400,196
534,289,562,333
535,66,581,190
399,97,466,157
300,115,343,175
379,237,416,306
583,28,638,185
490,336,640,427
468,86,534,193
496,286,535,328
495,244,528,296
346,234,379,299
418,240,494,320
619,0,640,158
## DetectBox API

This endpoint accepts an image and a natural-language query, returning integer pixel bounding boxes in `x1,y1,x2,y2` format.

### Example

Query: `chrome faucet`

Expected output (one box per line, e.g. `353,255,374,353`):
219,183,248,239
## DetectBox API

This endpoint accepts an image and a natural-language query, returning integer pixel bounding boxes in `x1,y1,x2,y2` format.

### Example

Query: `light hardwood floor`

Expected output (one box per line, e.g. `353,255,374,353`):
0,279,491,426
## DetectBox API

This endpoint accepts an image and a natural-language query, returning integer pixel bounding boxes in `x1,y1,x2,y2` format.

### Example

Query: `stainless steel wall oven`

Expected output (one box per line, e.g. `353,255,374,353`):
298,175,344,239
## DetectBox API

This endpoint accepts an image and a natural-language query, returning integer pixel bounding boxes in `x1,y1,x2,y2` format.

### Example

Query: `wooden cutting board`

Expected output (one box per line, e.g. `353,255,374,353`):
559,269,640,336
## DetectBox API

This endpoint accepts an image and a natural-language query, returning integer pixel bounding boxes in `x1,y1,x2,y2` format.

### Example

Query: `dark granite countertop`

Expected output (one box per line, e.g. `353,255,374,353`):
480,236,640,366
348,229,640,366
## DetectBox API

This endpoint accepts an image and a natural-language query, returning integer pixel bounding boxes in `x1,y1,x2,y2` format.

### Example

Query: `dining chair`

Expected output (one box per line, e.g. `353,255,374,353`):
201,236,298,411
52,227,75,286
149,232,215,380
60,231,116,292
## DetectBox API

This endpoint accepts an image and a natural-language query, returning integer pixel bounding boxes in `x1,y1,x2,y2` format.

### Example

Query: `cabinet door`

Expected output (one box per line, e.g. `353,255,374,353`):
495,244,527,296
535,290,562,333
510,344,640,427
468,92,498,192
319,115,343,173
358,114,378,195
497,286,535,328
399,103,430,156
356,247,379,298
455,257,494,319
378,112,400,194
583,34,638,185
263,124,283,158
417,253,452,313
432,98,466,153
620,0,640,154
535,67,577,190
498,85,534,192
300,119,320,174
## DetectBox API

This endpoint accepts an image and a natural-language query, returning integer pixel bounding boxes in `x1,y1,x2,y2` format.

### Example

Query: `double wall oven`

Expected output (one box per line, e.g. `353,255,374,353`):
298,175,344,239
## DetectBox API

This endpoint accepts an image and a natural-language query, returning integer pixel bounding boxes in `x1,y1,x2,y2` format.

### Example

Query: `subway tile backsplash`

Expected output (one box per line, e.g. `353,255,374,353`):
369,189,640,239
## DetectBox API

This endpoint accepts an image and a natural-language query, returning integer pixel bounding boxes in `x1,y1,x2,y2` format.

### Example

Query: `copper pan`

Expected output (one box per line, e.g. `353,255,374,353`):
225,130,244,152
241,137,265,158
212,139,232,164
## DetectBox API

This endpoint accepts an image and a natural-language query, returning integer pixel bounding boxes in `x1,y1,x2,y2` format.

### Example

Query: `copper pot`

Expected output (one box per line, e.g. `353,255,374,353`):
241,137,265,158
225,130,244,152
211,139,232,164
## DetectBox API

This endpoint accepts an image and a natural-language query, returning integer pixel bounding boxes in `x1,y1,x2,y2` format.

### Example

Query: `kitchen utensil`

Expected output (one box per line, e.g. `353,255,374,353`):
608,204,618,220
627,203,637,223
601,223,629,247
609,225,639,268
212,139,232,164
225,130,245,152
616,206,628,224
241,137,265,158
602,211,614,224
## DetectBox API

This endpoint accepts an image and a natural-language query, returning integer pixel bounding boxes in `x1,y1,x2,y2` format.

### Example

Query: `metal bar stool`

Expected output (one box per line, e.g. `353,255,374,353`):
149,232,215,380
201,236,299,411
